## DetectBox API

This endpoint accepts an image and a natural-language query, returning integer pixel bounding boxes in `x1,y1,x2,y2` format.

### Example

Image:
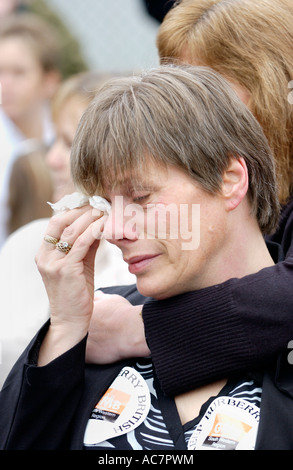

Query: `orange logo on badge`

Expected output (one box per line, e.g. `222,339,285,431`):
203,413,252,450
92,388,131,422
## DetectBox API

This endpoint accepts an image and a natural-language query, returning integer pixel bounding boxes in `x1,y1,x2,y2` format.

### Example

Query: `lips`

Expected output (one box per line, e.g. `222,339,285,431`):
125,254,160,274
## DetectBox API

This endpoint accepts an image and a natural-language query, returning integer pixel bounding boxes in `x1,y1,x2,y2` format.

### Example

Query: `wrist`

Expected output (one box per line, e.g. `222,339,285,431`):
38,322,88,366
119,305,151,359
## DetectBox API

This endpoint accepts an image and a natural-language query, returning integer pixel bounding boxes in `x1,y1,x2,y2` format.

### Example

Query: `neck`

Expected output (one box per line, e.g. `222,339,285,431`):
202,211,275,289
221,224,274,280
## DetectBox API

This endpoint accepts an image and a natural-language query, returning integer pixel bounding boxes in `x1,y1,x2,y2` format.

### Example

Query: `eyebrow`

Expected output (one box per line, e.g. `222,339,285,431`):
105,177,160,197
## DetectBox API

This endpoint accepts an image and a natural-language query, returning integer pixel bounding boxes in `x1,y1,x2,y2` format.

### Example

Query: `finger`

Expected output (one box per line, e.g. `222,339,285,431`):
65,217,106,264
43,206,91,251
43,207,103,259
91,214,107,241
55,212,106,259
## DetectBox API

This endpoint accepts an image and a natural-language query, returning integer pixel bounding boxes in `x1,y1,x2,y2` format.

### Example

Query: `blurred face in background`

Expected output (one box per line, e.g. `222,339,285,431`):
0,36,54,124
46,95,86,202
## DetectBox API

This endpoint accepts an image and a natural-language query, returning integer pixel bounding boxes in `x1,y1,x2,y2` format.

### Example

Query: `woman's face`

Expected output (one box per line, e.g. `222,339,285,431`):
46,96,86,202
103,162,229,300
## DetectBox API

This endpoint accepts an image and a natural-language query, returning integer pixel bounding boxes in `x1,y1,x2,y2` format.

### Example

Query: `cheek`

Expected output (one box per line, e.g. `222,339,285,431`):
144,204,180,240
199,210,228,259
158,239,188,271
11,82,36,109
143,203,202,252
19,73,45,102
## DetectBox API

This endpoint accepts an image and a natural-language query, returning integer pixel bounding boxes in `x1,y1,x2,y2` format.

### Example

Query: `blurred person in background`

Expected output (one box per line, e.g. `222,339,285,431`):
0,0,88,78
0,71,135,388
45,72,103,203
7,146,53,234
0,13,61,249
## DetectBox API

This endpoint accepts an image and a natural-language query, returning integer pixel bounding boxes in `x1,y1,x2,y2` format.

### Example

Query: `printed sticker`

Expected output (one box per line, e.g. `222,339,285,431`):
84,367,151,446
188,396,260,451
92,388,131,422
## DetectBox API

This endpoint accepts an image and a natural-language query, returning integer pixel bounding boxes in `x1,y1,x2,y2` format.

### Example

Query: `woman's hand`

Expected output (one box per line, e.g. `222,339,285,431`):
86,291,150,364
35,206,105,365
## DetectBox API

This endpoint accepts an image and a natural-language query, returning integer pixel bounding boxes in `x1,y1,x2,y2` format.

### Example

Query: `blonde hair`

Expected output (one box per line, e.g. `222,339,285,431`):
51,71,115,121
157,0,293,204
71,65,280,234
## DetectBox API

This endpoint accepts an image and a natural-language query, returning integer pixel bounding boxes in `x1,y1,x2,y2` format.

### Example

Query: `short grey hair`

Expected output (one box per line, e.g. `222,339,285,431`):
71,65,280,234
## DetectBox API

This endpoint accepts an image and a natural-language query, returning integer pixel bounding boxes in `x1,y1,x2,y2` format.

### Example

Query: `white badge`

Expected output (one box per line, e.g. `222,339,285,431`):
84,367,151,446
188,396,260,451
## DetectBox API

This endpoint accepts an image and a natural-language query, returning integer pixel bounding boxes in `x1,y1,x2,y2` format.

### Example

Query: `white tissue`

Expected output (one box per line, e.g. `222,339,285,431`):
48,191,111,215
89,195,111,214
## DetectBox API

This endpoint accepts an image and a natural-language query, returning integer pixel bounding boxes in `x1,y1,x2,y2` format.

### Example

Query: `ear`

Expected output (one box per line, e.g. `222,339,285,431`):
221,157,249,212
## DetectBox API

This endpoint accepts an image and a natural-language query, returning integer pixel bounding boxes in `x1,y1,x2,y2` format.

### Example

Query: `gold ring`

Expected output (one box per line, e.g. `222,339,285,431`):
55,240,72,254
44,235,59,245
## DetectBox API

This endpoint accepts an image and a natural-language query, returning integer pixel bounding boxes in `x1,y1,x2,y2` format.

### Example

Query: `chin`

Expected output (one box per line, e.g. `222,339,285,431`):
136,279,171,300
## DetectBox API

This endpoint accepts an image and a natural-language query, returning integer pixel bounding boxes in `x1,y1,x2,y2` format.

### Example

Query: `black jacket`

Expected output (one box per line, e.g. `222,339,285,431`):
0,284,293,450
141,0,175,22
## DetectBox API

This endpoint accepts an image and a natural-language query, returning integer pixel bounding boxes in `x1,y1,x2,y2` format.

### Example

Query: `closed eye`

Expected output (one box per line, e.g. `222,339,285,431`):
132,193,150,203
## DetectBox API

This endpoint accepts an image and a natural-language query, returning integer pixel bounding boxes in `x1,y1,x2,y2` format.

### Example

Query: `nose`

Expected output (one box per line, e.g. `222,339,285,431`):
103,196,142,245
